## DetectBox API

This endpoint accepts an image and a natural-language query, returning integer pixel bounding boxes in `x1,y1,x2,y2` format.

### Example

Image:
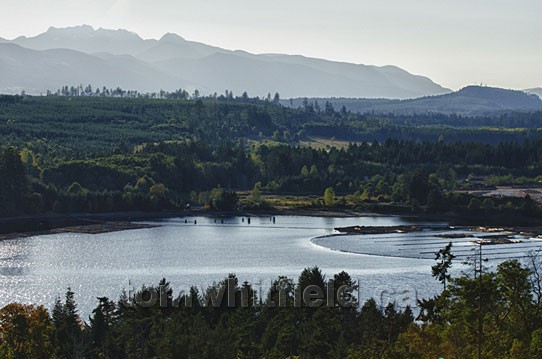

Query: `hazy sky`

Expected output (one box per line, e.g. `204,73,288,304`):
1,0,540,90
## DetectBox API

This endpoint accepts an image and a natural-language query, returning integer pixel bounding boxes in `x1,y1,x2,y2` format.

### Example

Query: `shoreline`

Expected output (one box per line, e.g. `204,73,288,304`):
0,221,158,241
0,207,541,240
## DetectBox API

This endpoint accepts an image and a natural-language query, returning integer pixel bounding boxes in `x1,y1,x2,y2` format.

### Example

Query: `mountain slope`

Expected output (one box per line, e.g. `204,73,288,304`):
156,52,445,98
1,25,450,99
0,43,179,94
526,88,542,99
262,54,447,99
136,33,230,62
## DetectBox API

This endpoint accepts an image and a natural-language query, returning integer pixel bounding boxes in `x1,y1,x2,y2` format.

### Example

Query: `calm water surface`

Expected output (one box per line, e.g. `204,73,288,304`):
0,215,479,317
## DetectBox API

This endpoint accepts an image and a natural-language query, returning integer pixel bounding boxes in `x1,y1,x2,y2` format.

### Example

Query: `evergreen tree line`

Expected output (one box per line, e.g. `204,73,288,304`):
2,137,542,217
2,95,542,161
3,255,542,358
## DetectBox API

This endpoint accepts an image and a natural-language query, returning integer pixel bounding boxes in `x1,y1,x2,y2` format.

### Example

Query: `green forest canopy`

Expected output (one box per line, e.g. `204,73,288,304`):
1,94,542,217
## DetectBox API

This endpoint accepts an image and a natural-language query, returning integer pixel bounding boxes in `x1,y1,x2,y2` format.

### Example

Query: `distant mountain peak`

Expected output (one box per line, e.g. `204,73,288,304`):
459,85,511,92
41,25,143,41
159,32,186,43
457,85,541,102
10,25,150,55
96,27,143,39
47,24,95,35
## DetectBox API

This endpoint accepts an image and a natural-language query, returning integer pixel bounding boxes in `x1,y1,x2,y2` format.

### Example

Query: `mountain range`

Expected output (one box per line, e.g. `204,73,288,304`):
0,25,451,98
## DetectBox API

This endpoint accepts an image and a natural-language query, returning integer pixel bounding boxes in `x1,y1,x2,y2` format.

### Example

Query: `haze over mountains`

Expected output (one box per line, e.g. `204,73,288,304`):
285,86,542,116
526,88,542,100
0,25,451,99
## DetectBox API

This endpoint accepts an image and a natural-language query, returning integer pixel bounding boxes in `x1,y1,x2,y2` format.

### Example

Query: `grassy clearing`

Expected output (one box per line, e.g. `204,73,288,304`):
299,136,356,150
258,194,319,208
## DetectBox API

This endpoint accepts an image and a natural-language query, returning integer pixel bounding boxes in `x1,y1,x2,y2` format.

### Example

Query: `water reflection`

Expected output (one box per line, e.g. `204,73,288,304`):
0,215,440,317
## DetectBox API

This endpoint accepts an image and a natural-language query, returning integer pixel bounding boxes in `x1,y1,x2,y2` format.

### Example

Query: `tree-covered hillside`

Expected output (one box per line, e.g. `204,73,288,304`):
1,94,542,219
2,94,542,159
